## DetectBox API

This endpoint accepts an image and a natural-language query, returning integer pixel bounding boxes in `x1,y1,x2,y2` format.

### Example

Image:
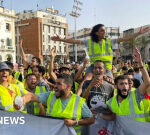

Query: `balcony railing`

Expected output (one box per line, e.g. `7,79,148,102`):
0,46,14,50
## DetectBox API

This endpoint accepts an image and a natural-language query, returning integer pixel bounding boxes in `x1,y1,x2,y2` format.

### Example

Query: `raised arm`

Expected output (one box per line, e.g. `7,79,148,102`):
113,49,119,65
133,48,150,95
74,58,89,82
18,40,28,68
48,48,57,82
51,35,84,45
117,27,150,43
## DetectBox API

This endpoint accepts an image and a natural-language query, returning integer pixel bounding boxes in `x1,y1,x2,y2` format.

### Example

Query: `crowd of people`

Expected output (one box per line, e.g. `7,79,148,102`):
1,23,150,134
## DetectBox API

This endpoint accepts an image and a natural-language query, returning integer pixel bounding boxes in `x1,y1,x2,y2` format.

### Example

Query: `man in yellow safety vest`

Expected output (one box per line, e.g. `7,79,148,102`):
16,73,95,135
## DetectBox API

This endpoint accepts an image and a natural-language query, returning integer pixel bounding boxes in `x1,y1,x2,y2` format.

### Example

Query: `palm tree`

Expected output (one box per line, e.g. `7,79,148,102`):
137,35,150,61
122,38,139,54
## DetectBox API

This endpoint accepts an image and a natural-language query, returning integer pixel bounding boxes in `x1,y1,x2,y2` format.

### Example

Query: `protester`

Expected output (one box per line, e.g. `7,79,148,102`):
16,73,95,135
51,24,150,78
107,48,150,122
0,62,28,112
25,73,46,115
32,65,50,91
82,60,114,109
19,40,41,74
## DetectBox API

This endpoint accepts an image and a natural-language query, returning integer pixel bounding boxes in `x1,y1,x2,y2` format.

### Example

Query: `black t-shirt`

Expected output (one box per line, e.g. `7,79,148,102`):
83,80,114,109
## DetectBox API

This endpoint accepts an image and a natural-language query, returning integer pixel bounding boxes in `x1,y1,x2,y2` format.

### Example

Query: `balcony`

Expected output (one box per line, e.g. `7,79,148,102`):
0,46,14,51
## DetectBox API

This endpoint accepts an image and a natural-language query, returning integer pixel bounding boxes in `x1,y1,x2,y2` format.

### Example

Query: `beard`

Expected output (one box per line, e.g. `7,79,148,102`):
117,88,129,99
56,90,65,98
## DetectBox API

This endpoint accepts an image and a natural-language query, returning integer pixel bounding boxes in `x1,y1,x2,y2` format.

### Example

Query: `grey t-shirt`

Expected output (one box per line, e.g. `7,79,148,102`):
83,80,114,109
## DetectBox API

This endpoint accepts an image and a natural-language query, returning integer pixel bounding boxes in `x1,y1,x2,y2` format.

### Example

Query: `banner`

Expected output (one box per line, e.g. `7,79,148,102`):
0,111,76,135
82,115,150,135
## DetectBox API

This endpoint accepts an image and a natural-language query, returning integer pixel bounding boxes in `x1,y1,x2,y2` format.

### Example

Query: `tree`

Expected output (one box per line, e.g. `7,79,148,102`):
137,35,150,61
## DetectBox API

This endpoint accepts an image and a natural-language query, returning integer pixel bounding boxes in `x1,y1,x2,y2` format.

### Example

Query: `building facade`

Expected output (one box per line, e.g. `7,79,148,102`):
15,7,68,65
120,25,150,62
0,6,16,63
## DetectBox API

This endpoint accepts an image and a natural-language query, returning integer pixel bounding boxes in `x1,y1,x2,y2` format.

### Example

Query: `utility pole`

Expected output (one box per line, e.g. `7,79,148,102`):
70,0,83,62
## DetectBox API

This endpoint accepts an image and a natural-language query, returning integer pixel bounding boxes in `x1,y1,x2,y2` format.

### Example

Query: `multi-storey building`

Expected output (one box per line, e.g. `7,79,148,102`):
120,25,150,62
15,7,68,64
0,6,16,63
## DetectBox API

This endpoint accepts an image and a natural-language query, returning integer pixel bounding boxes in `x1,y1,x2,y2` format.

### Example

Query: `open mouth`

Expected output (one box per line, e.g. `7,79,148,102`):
2,75,7,80
122,89,128,95
31,83,36,86
95,72,100,75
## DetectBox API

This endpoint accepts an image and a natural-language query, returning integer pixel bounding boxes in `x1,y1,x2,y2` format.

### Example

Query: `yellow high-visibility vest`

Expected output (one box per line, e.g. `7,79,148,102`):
28,68,32,74
33,86,47,115
14,71,21,80
46,91,85,135
88,38,113,70
0,84,27,112
107,90,150,122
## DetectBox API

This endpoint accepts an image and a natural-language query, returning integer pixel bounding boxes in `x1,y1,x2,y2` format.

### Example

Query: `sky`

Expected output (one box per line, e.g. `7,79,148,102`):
3,0,150,32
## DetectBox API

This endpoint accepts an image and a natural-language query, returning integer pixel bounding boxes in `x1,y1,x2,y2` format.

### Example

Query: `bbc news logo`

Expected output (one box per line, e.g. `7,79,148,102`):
0,116,25,124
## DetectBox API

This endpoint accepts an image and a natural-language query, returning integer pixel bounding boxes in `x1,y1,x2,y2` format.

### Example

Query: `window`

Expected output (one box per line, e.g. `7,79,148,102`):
59,28,61,35
48,45,50,51
6,38,12,46
48,35,50,43
48,26,50,33
64,46,66,52
64,29,66,35
59,46,61,53
6,23,11,31
15,37,17,44
43,35,45,42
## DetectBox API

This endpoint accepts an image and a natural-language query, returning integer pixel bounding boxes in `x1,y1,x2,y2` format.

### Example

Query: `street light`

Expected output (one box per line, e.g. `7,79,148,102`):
70,0,83,62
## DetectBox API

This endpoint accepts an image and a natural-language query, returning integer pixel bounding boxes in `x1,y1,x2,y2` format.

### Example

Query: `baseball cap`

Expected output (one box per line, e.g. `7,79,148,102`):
0,62,11,71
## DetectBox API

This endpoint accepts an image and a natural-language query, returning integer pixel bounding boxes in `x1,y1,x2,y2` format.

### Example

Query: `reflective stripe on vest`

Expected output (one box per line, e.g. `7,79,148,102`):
16,84,24,96
14,71,21,80
33,86,46,115
46,92,85,134
0,97,13,110
107,91,150,121
88,38,113,70
129,91,150,120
